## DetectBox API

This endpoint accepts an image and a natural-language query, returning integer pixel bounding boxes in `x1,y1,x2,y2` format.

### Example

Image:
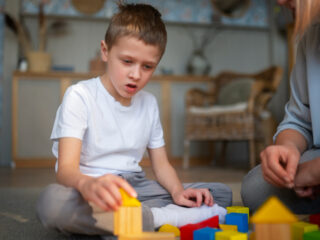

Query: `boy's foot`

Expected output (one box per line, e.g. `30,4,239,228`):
151,203,227,228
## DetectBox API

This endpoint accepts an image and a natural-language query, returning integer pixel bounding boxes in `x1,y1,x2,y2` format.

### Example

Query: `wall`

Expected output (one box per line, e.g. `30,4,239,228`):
1,0,290,167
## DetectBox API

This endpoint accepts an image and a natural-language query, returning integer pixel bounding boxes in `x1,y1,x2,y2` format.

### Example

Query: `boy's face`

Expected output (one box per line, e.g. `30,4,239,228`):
101,36,161,106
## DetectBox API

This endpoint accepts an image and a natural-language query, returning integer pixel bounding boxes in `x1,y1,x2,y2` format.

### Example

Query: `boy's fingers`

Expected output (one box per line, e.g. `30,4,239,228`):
115,177,137,198
97,188,119,211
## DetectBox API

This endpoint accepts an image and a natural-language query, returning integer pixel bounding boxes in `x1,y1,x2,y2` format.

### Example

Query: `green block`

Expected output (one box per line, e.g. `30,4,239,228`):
304,230,320,240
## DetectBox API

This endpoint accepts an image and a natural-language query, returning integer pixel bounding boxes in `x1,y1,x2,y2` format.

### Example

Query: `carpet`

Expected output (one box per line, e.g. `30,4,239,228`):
0,187,101,240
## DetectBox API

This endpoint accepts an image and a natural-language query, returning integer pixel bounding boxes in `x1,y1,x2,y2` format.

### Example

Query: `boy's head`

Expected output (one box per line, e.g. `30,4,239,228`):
104,2,167,57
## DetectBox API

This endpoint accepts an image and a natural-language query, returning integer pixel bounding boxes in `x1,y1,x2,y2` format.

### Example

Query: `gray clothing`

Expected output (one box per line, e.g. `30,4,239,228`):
274,24,320,148
36,171,232,237
241,148,320,214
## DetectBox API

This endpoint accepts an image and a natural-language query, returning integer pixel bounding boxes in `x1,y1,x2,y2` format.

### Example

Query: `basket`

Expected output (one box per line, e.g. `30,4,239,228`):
27,51,51,72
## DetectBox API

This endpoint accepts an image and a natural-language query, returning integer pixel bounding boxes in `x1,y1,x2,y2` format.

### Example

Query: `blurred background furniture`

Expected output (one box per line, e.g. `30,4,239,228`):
183,66,283,169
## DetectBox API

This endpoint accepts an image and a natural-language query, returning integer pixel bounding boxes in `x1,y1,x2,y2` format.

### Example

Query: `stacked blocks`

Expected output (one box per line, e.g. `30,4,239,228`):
180,215,219,240
225,213,248,233
292,222,319,240
158,224,180,237
219,224,238,231
114,188,174,240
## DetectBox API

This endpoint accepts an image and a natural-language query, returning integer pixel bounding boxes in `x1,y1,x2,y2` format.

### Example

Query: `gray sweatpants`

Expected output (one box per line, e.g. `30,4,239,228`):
241,148,320,214
36,171,232,237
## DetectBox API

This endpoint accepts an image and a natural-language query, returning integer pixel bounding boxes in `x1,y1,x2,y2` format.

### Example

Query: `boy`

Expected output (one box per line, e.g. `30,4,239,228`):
36,2,232,238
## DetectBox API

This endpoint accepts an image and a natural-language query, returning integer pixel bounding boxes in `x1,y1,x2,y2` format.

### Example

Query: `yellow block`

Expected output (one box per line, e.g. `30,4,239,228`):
227,206,250,215
119,188,141,207
220,224,238,231
216,230,248,240
119,232,175,240
158,224,180,237
251,196,298,224
291,221,319,240
114,206,142,236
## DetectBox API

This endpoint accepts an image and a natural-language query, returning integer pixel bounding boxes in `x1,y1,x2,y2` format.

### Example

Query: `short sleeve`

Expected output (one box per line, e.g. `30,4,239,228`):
51,85,88,141
147,96,165,149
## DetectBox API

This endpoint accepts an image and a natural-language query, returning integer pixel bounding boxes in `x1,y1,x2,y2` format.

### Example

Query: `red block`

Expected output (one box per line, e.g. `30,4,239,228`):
180,215,219,240
310,213,320,227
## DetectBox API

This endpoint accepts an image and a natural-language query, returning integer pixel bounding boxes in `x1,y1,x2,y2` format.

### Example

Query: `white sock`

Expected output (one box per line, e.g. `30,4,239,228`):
151,203,227,228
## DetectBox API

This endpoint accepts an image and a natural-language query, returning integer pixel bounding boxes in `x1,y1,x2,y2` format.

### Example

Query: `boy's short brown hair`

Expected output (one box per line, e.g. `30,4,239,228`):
105,2,167,56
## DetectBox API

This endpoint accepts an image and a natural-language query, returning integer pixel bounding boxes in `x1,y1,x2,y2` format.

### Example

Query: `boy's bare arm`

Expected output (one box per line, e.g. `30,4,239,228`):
57,137,136,211
260,129,307,188
148,147,213,207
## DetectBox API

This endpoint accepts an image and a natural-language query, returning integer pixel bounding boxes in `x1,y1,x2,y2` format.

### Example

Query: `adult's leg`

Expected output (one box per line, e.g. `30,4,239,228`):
241,148,320,214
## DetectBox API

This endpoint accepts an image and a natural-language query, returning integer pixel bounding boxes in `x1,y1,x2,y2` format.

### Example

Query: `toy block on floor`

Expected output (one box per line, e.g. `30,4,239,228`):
226,213,248,233
251,196,298,240
215,230,247,240
309,214,320,228
220,224,238,231
227,206,250,215
114,189,142,236
292,222,319,240
193,227,221,240
158,224,180,237
303,230,320,240
180,215,219,240
118,232,175,240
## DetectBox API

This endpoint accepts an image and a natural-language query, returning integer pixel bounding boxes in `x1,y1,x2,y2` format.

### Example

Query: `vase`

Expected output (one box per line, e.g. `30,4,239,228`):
187,50,211,75
27,51,52,72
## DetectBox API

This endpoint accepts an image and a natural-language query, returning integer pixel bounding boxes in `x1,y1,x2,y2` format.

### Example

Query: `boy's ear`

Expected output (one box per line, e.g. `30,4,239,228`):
100,40,108,62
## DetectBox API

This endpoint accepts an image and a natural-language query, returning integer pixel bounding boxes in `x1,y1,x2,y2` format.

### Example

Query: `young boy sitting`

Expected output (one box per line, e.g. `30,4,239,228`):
36,2,232,238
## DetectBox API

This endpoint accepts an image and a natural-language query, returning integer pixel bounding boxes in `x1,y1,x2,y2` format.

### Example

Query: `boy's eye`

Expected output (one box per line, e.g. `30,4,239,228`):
143,65,153,70
122,59,132,64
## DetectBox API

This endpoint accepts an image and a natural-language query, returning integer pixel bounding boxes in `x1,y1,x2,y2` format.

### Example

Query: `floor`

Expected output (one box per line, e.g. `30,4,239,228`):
0,165,247,204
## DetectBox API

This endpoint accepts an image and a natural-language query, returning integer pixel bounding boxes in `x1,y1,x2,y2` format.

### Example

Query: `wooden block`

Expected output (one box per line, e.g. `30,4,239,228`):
193,227,221,240
220,224,238,231
255,223,291,240
114,206,142,236
180,215,219,240
303,230,320,240
309,214,320,228
227,206,249,215
226,213,248,233
215,230,247,240
118,232,175,240
158,224,180,237
119,188,141,207
292,222,319,240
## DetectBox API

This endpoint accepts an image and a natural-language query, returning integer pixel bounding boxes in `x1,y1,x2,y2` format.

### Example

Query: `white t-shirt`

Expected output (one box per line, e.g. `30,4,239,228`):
51,77,165,177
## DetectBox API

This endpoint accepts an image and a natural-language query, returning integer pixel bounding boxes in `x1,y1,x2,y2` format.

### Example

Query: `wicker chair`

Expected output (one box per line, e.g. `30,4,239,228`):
183,66,283,169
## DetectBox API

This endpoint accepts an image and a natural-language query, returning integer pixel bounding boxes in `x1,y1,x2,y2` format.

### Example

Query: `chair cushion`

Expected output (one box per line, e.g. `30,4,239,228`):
216,78,253,105
189,102,248,114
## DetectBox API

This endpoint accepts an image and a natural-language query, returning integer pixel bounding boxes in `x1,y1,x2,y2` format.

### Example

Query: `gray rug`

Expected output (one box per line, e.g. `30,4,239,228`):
0,187,102,240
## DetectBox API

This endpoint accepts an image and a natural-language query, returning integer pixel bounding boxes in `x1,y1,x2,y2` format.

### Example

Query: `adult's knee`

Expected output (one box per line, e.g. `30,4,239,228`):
212,183,233,208
241,165,271,213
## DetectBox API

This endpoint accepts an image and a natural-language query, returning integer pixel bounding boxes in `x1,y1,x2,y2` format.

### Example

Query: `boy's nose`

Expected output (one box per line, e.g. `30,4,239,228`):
129,66,141,80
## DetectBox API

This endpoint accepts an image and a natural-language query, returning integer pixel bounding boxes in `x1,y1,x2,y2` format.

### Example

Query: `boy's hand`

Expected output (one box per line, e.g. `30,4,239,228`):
260,144,300,188
172,188,214,208
78,174,137,212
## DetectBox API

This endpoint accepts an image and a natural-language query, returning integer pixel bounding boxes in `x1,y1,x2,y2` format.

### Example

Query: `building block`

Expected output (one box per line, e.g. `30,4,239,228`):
250,196,298,224
114,206,142,235
158,224,180,237
227,206,249,223
215,230,247,240
180,215,219,240
118,232,175,240
220,224,238,231
309,214,320,228
226,213,248,233
227,206,250,215
193,227,221,240
119,188,141,207
292,222,319,240
303,230,320,240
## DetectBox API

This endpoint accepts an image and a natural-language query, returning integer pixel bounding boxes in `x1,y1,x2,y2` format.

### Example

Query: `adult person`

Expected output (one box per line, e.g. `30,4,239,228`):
241,0,320,214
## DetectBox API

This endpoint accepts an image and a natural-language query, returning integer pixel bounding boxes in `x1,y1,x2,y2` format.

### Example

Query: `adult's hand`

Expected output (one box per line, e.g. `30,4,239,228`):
260,144,300,188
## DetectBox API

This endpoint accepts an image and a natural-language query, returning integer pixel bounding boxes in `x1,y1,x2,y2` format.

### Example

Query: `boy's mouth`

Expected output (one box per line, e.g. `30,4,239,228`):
125,83,137,93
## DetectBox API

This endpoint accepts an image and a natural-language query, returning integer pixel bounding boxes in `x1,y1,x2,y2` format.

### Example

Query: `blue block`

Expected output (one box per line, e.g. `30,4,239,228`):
193,227,221,240
225,213,249,233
